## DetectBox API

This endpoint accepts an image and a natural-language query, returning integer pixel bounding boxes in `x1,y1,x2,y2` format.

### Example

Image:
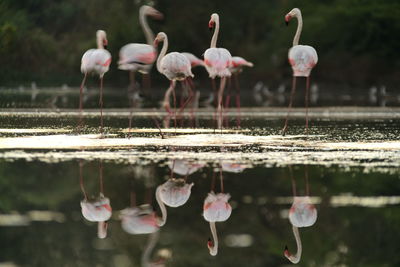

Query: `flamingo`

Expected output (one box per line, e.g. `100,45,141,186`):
167,159,204,176
118,5,163,91
79,161,112,239
79,30,111,133
221,162,248,173
154,32,194,127
203,167,232,256
182,53,205,68
155,178,194,226
282,8,318,136
284,166,317,264
204,13,232,129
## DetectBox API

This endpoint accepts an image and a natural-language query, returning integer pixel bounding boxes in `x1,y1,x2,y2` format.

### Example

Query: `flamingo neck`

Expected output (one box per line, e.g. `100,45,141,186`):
97,35,104,49
210,17,220,48
155,186,167,226
285,226,302,264
156,35,168,73
141,231,160,267
208,222,218,256
293,11,303,46
140,9,154,45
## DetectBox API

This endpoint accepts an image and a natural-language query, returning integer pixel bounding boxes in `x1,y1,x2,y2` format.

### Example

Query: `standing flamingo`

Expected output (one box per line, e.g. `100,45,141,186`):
284,166,317,264
154,32,194,127
118,5,163,91
79,30,111,134
204,13,232,129
79,161,112,239
282,8,318,136
203,167,232,256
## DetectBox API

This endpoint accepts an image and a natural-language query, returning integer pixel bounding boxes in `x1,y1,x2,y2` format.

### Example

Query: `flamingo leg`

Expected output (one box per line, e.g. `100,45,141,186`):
305,76,310,135
99,76,104,135
79,160,87,200
219,165,224,193
99,160,104,194
217,77,227,129
289,165,297,197
78,73,87,131
234,73,241,128
171,81,177,131
179,79,194,115
224,77,232,128
163,81,175,114
282,77,297,136
128,72,136,137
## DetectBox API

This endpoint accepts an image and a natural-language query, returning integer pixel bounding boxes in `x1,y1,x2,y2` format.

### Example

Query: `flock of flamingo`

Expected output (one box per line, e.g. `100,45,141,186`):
80,6,318,135
79,160,317,264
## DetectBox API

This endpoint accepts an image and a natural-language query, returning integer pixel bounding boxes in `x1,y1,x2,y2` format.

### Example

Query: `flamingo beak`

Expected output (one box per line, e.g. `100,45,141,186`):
207,237,214,248
103,40,108,49
153,11,164,20
153,39,159,46
284,245,290,256
208,21,214,31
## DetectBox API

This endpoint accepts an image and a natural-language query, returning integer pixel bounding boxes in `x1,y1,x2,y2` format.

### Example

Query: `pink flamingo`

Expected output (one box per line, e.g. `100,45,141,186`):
284,167,317,264
204,13,232,129
155,160,200,226
168,159,204,176
154,32,194,127
155,178,194,226
79,161,112,239
118,5,163,92
181,53,205,68
282,8,318,136
203,168,232,256
79,30,111,133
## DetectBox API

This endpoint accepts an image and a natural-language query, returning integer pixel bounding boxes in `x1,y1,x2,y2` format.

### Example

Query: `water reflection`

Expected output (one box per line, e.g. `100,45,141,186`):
79,161,112,238
203,165,232,256
155,160,195,226
284,166,317,264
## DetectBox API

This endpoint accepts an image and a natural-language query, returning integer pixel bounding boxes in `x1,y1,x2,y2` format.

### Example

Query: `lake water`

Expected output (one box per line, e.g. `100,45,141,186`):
0,87,399,266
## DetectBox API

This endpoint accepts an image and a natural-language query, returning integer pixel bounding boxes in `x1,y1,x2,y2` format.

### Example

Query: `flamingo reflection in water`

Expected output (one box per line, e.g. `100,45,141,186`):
119,177,166,267
221,162,249,173
79,161,112,239
203,165,232,256
284,166,317,264
155,160,202,226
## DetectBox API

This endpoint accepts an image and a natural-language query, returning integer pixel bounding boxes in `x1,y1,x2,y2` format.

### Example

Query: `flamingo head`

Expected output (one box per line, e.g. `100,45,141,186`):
207,237,217,256
96,30,108,49
141,5,164,20
284,245,290,256
209,13,219,31
285,8,301,26
154,32,166,47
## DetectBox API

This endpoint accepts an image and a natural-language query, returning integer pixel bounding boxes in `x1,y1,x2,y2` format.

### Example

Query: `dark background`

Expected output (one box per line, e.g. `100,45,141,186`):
1,0,400,90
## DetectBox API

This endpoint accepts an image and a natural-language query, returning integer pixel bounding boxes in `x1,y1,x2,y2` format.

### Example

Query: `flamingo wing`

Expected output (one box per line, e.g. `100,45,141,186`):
204,48,232,78
288,45,318,77
81,49,112,76
118,43,157,72
160,52,193,81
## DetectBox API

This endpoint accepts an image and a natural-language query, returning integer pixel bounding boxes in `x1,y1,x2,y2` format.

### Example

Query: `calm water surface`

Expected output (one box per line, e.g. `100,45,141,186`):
0,88,399,266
